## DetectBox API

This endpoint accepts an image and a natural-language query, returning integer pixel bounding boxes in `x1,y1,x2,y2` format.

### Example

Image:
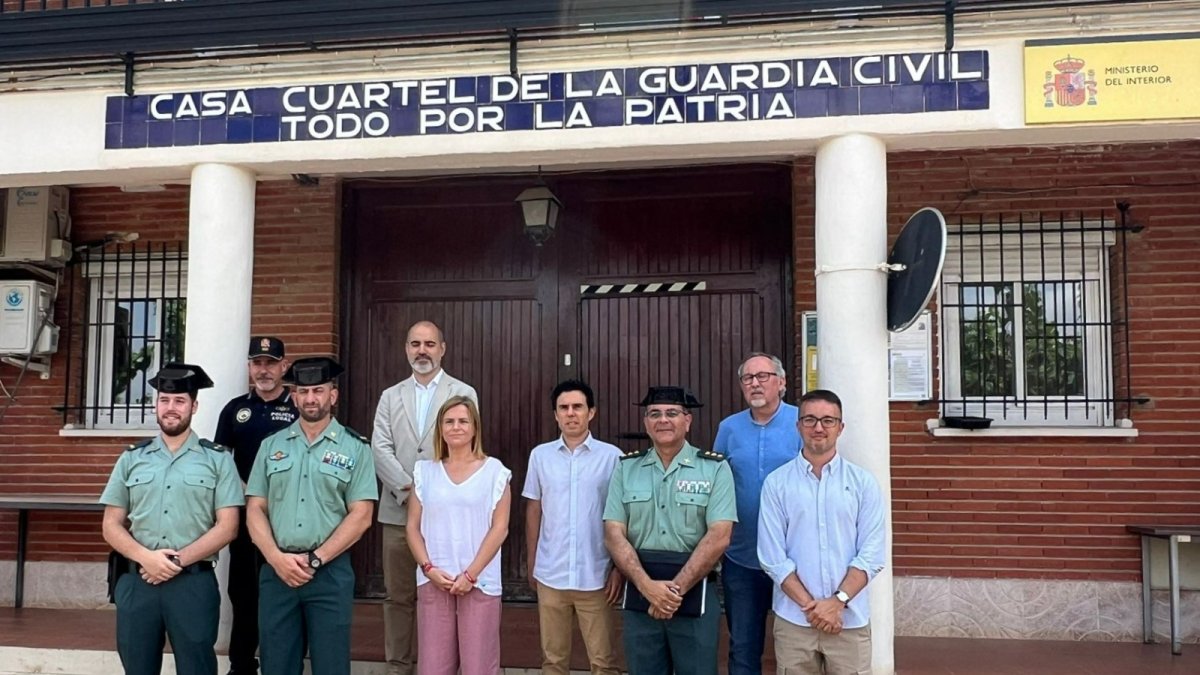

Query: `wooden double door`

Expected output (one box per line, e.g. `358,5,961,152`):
341,164,792,598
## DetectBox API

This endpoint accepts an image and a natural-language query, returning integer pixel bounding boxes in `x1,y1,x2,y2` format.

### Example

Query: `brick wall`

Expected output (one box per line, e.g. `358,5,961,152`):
794,140,1200,581
4,141,1199,581
0,179,339,562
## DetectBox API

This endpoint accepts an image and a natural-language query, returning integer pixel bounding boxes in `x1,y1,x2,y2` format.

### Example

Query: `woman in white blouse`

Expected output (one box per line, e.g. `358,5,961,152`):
407,395,512,675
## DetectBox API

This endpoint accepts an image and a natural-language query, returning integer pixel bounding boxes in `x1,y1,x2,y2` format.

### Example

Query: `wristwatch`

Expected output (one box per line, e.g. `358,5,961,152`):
834,590,851,606
307,551,324,570
168,554,182,567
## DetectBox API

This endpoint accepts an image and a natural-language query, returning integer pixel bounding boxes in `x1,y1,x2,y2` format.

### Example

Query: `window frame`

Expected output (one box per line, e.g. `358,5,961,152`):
939,225,1115,428
80,257,187,431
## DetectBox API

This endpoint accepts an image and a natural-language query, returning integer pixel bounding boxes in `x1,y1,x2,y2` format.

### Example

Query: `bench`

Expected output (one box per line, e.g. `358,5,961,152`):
0,495,105,609
1126,524,1200,655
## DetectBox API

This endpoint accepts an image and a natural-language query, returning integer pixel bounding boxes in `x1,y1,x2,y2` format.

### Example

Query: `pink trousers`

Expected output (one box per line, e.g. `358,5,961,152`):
416,583,502,675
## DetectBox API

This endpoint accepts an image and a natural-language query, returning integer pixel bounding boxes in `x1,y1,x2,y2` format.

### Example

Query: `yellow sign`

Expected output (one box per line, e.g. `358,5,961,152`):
1024,35,1200,124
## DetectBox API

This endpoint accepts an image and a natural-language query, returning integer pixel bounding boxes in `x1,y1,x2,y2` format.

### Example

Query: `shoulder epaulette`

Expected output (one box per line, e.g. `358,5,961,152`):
125,438,154,452
199,439,230,453
621,448,649,460
343,426,369,444
697,449,726,462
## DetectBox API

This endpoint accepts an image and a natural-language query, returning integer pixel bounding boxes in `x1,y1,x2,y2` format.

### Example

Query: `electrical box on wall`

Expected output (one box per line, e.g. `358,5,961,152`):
1,186,71,264
0,281,59,355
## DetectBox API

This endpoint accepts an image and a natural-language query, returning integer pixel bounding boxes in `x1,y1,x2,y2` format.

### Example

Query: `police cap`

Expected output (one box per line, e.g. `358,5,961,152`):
248,336,285,360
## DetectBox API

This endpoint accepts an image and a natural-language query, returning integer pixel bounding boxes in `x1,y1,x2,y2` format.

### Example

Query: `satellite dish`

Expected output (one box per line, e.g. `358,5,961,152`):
887,207,946,332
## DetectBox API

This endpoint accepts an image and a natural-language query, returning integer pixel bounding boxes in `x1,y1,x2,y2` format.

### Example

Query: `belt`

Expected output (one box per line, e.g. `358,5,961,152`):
129,560,214,575
280,548,311,555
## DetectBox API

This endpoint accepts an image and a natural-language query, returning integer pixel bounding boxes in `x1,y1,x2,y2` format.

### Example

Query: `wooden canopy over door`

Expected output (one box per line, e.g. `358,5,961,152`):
342,164,792,599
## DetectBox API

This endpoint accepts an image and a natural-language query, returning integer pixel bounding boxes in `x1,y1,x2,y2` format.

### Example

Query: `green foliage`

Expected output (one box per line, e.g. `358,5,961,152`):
959,283,1082,398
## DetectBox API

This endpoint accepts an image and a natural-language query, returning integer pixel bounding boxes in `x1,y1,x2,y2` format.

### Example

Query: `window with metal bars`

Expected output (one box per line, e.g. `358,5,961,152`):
938,206,1138,428
61,242,186,430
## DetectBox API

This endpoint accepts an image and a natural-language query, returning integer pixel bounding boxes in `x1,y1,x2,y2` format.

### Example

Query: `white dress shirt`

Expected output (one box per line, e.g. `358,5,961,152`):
413,369,443,438
757,452,886,629
522,433,622,591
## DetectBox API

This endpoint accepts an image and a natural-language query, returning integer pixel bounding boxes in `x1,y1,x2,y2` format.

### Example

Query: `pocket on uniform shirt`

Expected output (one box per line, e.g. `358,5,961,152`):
675,491,710,535
183,472,217,490
317,462,351,485
124,472,155,501
265,457,295,477
619,491,653,531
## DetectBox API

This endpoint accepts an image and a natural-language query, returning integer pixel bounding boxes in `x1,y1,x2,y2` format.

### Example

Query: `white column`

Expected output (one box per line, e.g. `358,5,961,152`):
184,162,256,650
814,133,894,674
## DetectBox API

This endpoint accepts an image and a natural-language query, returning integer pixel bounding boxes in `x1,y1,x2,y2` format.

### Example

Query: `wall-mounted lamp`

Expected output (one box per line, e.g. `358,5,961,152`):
515,182,562,247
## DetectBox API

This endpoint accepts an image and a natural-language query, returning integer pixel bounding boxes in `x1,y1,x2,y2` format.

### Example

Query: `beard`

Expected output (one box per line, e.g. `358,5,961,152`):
410,358,436,375
300,402,332,423
158,413,192,438
748,397,768,408
254,376,279,393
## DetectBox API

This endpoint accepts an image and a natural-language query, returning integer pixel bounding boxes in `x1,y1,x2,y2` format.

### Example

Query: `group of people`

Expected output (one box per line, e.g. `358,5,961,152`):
99,319,886,675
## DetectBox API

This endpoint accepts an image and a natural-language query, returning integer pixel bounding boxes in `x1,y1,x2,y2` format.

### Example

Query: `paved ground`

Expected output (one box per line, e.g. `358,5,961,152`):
2,605,1198,673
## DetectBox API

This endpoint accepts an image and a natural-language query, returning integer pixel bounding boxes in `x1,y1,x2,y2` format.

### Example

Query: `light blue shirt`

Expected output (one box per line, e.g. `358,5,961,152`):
521,433,622,591
713,402,800,569
757,451,886,629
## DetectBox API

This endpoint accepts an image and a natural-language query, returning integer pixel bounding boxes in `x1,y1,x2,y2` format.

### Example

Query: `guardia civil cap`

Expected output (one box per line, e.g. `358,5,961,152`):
636,386,703,409
148,363,214,395
248,336,285,360
284,357,344,386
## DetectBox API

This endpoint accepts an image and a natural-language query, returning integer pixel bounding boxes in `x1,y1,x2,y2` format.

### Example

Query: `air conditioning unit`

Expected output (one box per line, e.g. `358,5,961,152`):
0,186,71,264
0,280,59,355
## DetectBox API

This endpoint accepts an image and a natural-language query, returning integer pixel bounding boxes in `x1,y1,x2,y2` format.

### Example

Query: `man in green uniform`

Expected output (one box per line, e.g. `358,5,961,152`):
246,357,378,675
603,386,737,675
100,363,244,675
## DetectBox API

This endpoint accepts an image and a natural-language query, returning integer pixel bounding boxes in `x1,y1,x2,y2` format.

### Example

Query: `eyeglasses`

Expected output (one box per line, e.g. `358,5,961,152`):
645,409,687,420
739,371,777,385
800,415,841,429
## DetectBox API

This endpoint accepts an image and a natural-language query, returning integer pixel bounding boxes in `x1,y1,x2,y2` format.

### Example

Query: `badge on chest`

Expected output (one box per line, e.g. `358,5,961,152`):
676,479,712,495
322,450,356,470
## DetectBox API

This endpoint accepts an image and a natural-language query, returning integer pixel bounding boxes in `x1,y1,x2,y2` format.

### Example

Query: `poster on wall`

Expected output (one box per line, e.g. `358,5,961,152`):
888,311,932,401
800,310,932,402
1024,33,1200,124
802,311,819,394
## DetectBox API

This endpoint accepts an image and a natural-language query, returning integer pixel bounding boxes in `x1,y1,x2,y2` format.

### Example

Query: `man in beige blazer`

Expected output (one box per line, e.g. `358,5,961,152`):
371,320,479,675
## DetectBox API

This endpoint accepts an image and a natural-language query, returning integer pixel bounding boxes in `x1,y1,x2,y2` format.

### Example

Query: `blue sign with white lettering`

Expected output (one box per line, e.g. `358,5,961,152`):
104,51,988,149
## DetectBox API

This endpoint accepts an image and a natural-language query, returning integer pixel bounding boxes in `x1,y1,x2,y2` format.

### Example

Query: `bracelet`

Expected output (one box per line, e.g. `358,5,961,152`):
463,570,477,585
420,561,434,574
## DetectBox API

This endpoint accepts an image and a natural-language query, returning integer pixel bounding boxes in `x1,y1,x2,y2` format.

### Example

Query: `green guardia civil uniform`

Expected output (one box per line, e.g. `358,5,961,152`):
100,431,244,675
247,416,378,675
603,441,738,675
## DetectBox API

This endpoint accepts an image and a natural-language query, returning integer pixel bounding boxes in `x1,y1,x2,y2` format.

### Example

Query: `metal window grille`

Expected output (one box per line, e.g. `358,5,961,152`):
60,241,186,429
938,206,1140,426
